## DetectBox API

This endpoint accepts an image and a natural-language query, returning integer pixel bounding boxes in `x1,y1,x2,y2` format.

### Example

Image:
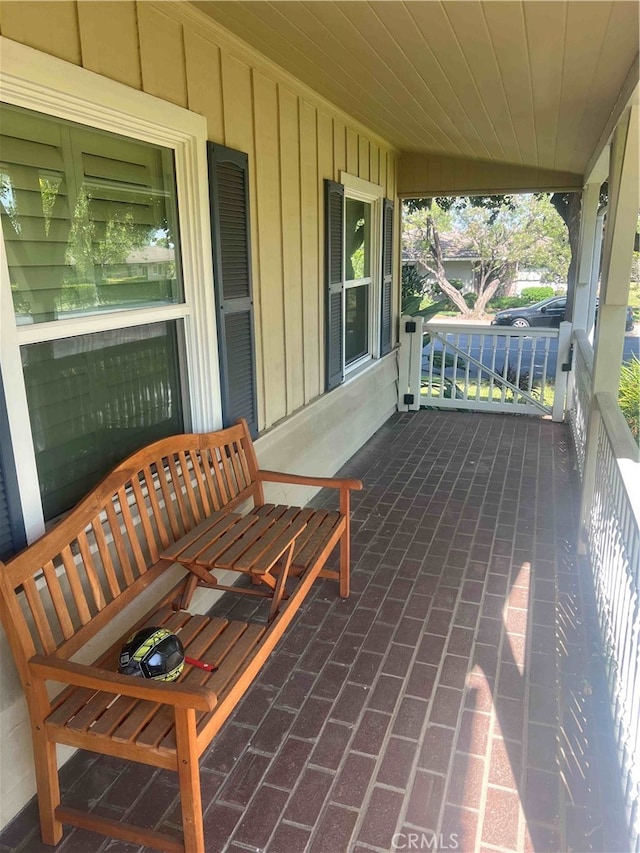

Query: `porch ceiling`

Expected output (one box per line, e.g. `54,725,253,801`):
192,1,639,179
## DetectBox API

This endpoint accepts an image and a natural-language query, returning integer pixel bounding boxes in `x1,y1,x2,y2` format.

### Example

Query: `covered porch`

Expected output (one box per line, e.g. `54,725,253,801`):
0,410,629,853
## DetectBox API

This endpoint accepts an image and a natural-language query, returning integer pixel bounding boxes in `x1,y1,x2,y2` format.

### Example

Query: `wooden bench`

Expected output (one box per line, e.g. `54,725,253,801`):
0,419,362,852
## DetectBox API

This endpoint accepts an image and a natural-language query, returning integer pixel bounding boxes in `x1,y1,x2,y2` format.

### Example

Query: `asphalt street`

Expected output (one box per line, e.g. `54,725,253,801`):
422,329,639,383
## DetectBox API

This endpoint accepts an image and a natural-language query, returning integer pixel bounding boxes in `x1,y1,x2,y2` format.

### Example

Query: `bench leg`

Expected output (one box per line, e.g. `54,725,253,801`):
175,708,204,853
339,490,351,598
33,727,63,845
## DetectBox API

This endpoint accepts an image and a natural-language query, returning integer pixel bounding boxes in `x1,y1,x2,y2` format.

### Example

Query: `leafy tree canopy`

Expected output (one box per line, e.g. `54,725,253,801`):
403,193,571,318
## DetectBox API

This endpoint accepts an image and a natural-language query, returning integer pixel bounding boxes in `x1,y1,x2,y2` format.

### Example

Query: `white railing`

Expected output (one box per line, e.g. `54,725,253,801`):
588,393,640,850
569,334,640,850
398,318,570,419
567,330,594,477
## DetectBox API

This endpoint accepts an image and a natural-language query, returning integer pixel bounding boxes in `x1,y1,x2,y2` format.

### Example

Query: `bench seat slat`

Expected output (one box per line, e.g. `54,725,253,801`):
293,511,343,569
236,513,309,573
160,509,235,561
163,623,266,751
210,514,282,569
87,609,196,737
193,515,259,565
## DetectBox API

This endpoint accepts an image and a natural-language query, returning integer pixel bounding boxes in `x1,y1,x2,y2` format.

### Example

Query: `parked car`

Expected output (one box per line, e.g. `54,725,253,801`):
492,296,635,332
491,296,567,328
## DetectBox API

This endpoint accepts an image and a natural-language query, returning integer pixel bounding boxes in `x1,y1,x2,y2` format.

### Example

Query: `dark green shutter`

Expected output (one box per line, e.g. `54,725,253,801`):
325,180,345,391
380,199,394,356
208,143,258,438
0,373,26,560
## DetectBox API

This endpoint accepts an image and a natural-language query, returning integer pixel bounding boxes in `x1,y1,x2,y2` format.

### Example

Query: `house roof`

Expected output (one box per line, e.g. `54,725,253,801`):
125,246,175,264
192,1,639,181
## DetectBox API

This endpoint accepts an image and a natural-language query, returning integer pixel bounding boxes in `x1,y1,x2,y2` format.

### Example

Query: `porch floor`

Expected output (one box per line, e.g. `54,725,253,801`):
0,410,630,853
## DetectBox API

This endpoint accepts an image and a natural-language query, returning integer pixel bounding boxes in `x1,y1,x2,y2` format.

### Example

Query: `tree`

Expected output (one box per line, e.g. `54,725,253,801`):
403,194,570,318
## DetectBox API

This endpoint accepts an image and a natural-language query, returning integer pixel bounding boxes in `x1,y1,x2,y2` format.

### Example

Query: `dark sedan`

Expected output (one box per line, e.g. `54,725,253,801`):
492,296,635,331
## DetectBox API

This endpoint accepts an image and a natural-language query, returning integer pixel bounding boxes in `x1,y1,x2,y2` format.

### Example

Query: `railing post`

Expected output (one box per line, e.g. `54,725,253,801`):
397,315,423,412
552,321,572,422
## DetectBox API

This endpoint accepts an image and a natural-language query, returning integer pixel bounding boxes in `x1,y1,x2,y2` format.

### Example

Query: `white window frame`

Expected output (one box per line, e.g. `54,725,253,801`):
0,37,221,543
340,173,384,374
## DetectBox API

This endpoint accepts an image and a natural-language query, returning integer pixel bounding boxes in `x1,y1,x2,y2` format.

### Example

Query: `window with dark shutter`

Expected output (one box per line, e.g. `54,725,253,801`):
325,179,345,390
0,374,26,561
1,103,187,522
380,198,394,355
208,144,258,437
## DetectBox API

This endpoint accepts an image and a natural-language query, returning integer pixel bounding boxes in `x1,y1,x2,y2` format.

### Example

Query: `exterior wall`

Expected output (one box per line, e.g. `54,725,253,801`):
398,151,583,196
0,0,398,434
0,1,399,826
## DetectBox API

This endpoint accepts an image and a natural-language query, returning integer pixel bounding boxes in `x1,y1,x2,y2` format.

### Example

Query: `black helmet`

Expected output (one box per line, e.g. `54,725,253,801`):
118,627,185,682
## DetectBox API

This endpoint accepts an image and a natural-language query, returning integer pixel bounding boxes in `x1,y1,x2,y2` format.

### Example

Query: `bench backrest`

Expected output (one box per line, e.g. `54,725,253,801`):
0,420,259,680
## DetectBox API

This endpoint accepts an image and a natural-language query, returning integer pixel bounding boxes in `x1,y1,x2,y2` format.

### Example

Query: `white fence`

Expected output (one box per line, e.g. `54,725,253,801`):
569,335,640,850
398,318,571,420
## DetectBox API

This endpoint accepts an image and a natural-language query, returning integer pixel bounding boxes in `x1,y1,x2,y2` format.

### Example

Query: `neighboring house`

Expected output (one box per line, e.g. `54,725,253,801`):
404,234,480,292
0,0,637,831
405,239,550,296
113,245,176,282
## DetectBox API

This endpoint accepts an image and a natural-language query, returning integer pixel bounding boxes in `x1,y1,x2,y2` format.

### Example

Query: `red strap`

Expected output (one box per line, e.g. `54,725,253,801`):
184,656,217,672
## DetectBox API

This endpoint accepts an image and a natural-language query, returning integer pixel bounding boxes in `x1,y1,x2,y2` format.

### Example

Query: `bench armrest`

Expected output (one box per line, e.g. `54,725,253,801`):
256,470,363,492
30,655,217,712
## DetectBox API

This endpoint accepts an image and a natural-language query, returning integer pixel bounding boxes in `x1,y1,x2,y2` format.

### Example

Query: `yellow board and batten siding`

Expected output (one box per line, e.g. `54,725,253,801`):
0,0,398,434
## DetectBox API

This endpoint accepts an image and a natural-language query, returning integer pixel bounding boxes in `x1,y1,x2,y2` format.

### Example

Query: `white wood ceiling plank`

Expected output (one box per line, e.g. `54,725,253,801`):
294,0,449,151
335,1,474,158
191,0,640,177
481,1,536,167
369,1,482,160
199,0,418,148
407,2,510,164
570,1,640,173
441,2,521,166
552,1,613,173
523,1,567,170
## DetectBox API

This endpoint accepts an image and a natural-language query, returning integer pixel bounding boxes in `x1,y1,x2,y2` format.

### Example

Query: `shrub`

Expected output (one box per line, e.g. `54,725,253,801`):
402,264,427,302
489,296,523,311
463,292,477,308
520,286,555,304
618,356,640,444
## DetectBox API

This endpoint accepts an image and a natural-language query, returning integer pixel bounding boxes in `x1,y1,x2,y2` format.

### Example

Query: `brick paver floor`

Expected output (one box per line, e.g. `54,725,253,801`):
0,411,630,853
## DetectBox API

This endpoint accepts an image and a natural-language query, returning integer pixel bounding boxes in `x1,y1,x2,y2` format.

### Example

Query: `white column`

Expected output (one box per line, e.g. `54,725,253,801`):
579,105,639,550
397,315,423,411
570,182,602,332
592,105,639,396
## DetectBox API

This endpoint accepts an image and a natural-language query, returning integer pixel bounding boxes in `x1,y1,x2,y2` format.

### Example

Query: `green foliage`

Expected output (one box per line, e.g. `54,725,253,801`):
618,356,640,444
463,292,477,308
403,193,571,317
402,264,427,302
519,286,555,304
402,296,450,319
489,296,525,310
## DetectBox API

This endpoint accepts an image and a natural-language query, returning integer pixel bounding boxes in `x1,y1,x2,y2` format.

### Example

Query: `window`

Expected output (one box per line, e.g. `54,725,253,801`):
325,175,394,390
0,39,219,544
0,104,186,520
345,197,372,367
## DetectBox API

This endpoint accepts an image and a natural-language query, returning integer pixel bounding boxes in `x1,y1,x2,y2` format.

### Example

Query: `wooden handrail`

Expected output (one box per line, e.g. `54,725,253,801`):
30,656,218,712
256,469,363,491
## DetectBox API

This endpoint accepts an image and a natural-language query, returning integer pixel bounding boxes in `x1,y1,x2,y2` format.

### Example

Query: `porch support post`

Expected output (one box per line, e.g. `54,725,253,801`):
398,315,423,412
579,105,639,552
552,320,572,422
570,181,602,334
592,105,638,396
